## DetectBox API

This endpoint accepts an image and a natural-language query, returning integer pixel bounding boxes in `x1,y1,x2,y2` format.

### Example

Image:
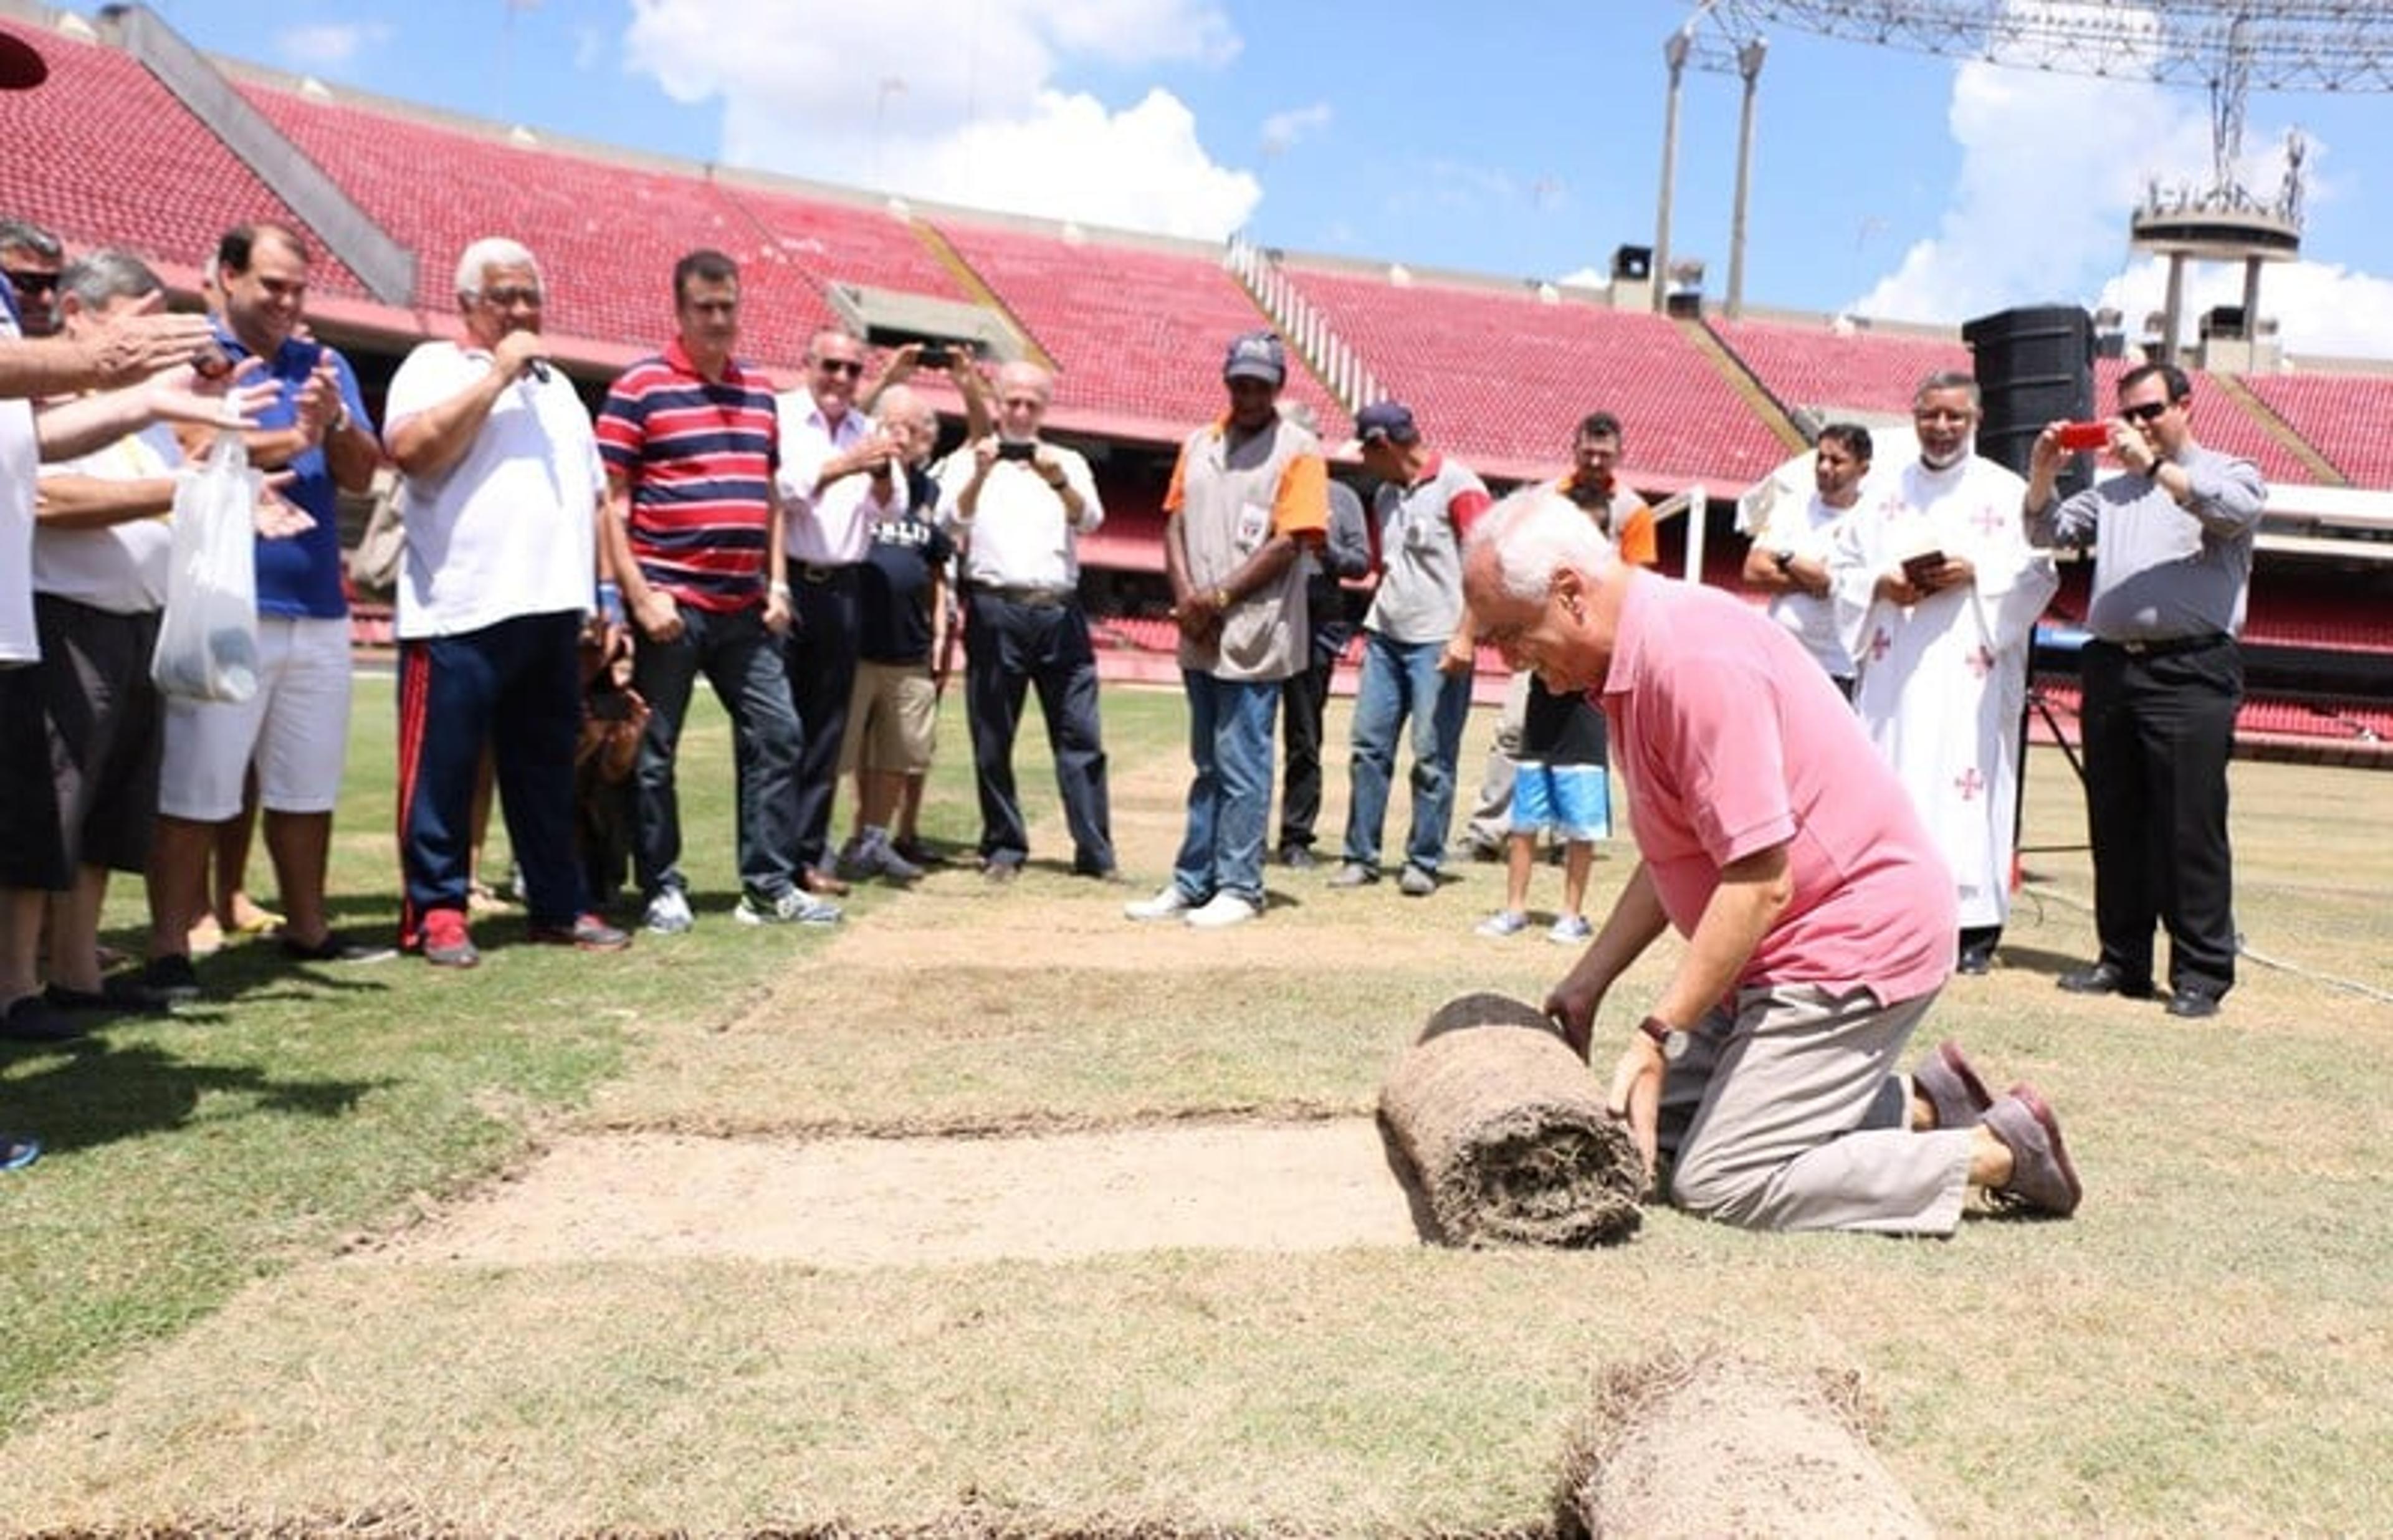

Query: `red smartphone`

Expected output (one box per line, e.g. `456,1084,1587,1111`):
2056,421,2109,452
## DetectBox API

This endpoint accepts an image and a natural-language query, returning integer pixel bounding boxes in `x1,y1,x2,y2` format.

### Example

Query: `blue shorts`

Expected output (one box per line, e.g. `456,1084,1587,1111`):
1512,761,1610,842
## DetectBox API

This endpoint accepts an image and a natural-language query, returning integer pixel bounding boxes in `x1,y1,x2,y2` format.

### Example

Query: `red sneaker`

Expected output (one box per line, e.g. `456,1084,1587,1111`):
420,909,480,969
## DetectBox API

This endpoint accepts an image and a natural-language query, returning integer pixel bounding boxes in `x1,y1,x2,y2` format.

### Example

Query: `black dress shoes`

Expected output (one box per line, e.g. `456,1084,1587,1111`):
2056,961,2154,999
2165,988,2223,1020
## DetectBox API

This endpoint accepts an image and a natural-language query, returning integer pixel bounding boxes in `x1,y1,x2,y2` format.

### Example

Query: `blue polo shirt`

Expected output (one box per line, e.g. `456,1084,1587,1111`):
215,323,373,619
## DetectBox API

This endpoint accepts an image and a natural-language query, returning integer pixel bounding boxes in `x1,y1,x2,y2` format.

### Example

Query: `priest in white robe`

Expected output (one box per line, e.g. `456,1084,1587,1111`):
1832,373,2058,974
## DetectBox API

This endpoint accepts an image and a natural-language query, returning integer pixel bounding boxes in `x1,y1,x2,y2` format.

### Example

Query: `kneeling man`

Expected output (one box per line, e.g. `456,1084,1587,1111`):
1462,489,2080,1234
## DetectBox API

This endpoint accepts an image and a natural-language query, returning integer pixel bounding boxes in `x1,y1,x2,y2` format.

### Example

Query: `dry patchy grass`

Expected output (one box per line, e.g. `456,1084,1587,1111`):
6,686,2393,1538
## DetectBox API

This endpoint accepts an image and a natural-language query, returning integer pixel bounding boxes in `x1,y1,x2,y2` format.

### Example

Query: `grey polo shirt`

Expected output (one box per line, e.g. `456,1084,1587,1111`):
2028,442,2266,642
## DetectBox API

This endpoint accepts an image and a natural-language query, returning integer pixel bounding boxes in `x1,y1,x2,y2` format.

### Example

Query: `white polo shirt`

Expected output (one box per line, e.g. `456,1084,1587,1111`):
34,421,179,613
384,340,601,639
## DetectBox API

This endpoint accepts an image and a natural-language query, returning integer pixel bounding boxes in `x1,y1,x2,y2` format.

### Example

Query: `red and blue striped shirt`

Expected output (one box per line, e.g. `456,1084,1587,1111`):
595,339,780,612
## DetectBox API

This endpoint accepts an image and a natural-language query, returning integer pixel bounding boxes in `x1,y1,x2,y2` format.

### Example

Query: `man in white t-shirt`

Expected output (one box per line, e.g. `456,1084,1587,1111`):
383,237,629,967
1742,421,1870,695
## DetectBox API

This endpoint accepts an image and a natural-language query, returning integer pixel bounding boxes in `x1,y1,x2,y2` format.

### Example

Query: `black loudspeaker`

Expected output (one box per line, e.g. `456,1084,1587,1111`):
1962,305,2093,499
1612,244,1653,282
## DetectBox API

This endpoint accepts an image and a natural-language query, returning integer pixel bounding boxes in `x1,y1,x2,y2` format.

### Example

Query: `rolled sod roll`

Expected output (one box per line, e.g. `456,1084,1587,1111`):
1378,991,1644,1247
1562,1349,1932,1538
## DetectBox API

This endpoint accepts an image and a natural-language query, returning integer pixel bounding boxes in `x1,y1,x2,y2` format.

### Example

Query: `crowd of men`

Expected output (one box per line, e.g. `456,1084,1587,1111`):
0,26,2265,1220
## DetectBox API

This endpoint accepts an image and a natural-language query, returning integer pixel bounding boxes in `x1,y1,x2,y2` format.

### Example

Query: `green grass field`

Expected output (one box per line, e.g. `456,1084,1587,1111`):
2,669,2390,1536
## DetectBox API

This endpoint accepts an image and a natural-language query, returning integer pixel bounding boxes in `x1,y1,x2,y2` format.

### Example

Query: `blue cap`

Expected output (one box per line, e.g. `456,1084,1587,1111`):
1223,330,1286,385
1354,400,1418,445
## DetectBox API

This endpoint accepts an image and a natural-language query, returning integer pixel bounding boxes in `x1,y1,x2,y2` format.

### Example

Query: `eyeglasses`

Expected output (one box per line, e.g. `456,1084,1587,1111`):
480,286,543,308
2120,400,2173,424
5,269,57,296
814,358,864,377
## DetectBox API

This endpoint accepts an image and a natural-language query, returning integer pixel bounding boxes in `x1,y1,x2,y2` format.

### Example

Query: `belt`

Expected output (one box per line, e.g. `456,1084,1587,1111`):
2096,633,2230,658
980,582,1076,609
790,561,861,584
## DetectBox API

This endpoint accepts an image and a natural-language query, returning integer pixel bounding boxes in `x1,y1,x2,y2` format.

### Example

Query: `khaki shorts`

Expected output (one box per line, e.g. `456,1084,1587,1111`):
841,659,938,777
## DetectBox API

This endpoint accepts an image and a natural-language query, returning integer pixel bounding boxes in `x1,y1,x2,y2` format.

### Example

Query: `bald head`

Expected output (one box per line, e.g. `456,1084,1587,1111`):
995,361,1054,443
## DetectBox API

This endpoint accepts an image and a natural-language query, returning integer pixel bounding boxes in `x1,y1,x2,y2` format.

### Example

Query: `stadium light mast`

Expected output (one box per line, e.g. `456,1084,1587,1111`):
1726,36,1767,319
1652,20,1696,316
1655,1,1770,318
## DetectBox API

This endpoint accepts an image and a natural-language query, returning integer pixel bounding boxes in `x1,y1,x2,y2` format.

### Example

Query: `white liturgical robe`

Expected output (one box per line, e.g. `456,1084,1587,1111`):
1832,454,2058,931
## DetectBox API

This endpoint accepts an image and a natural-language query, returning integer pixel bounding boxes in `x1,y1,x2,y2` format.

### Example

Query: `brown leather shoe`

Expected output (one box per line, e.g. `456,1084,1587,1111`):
1983,1085,2083,1217
800,867,852,898
1914,1039,1994,1129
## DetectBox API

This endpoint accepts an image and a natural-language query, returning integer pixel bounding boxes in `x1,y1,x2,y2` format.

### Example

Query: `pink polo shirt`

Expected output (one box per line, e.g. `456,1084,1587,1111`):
1600,571,1954,1004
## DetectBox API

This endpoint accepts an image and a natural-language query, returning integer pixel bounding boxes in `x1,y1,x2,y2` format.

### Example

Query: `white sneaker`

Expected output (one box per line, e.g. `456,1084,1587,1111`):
642,888,694,935
1124,885,1194,921
735,889,843,926
1476,910,1531,939
1184,891,1260,929
1547,914,1594,944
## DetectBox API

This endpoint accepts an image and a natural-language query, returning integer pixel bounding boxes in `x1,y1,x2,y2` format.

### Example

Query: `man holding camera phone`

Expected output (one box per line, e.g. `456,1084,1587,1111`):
1830,372,2056,976
941,361,1115,883
2024,364,2264,1020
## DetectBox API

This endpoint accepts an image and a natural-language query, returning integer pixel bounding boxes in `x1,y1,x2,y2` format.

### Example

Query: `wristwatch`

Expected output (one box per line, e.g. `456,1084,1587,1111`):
1637,1015,1687,1060
1771,547,1795,575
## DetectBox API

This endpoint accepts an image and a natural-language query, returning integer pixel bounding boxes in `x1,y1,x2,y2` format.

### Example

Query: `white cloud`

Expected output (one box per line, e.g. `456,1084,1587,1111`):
1850,34,2393,359
622,0,1256,238
1259,102,1330,158
274,21,394,70
571,24,606,72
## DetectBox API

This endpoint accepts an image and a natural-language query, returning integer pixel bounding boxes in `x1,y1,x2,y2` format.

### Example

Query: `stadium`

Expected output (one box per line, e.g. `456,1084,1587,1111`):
6,6,2393,1536
1,0,2387,756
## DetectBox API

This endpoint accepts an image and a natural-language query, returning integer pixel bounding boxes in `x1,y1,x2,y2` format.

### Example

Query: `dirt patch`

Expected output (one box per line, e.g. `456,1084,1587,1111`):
366,1119,1429,1270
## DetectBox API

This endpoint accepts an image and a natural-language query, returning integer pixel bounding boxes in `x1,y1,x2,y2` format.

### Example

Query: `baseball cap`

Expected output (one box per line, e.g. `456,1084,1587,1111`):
0,30,47,91
1354,400,1419,445
1223,330,1286,386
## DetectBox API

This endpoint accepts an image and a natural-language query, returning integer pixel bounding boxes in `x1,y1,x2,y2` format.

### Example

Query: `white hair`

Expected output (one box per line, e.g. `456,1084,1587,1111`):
876,383,932,430
1464,487,1618,602
454,237,541,299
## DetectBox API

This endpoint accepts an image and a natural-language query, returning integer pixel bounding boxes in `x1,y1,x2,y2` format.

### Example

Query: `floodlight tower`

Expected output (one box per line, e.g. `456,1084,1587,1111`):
1711,1,2393,358
1652,0,1770,318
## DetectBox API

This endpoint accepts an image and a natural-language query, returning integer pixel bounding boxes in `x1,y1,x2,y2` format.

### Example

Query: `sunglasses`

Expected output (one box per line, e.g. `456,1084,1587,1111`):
814,358,864,377
5,269,57,295
2121,400,2173,424
480,286,543,308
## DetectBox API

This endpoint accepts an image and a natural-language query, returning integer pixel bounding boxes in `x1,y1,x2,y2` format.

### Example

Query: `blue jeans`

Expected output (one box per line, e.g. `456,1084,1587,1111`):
1341,630,1473,874
629,601,804,903
1170,670,1279,906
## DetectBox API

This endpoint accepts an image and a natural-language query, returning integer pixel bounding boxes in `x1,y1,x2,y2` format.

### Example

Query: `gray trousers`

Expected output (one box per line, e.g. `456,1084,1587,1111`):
1658,982,1972,1235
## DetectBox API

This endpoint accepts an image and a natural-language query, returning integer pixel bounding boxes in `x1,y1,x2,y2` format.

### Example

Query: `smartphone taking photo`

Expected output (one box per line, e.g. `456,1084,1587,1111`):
996,439,1037,462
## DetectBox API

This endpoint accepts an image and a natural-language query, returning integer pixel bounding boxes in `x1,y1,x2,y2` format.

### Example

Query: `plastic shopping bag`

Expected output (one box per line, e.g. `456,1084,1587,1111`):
150,430,260,702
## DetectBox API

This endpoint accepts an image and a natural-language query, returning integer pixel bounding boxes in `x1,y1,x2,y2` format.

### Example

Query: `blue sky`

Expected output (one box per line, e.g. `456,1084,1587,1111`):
129,0,2393,357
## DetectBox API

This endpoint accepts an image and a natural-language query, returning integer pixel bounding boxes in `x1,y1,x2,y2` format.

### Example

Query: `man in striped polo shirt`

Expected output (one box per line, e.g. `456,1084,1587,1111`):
596,249,836,934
